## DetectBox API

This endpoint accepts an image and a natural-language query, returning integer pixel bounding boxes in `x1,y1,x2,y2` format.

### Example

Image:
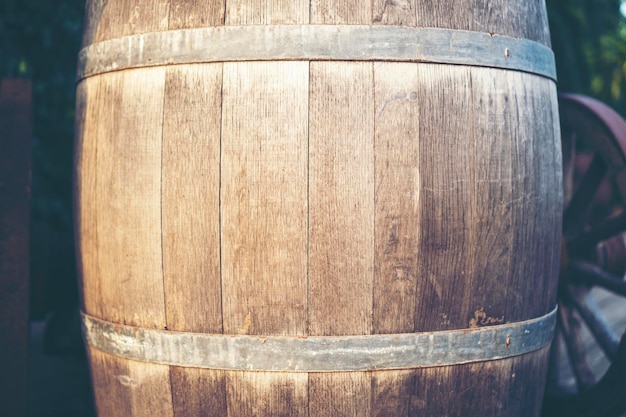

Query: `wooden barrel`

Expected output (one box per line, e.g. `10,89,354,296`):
74,1,562,416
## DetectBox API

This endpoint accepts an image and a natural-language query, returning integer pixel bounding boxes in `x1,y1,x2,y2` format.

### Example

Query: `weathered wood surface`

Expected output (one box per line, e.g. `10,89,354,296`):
0,78,32,417
76,0,561,416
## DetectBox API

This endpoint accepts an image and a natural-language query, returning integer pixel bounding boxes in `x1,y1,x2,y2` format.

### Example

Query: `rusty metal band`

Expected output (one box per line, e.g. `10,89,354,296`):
77,25,556,81
82,307,556,372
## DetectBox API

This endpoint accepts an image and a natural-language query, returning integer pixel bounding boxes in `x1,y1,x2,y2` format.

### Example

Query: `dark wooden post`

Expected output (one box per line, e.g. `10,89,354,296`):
0,78,33,417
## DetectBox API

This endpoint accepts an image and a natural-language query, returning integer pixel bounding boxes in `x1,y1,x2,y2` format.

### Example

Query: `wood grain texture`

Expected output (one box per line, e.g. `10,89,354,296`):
373,0,416,25
89,348,134,417
78,74,113,320
82,0,109,47
465,67,515,329
308,61,375,337
169,0,225,29
221,61,308,337
410,346,550,416
309,11,375,417
413,65,560,329
164,3,226,414
74,78,100,317
162,64,223,334
170,367,227,417
89,348,174,417
370,63,420,415
413,64,475,332
224,0,309,24
414,0,551,46
544,82,563,313
226,372,308,417
370,370,414,417
308,60,375,416
85,0,170,44
311,0,370,24
309,372,371,417
95,68,166,329
373,62,421,335
0,78,31,417
505,74,562,322
161,64,228,417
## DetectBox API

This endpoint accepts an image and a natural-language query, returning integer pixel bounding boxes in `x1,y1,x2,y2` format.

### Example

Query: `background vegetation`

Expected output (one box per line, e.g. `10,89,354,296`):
548,0,626,111
0,0,625,316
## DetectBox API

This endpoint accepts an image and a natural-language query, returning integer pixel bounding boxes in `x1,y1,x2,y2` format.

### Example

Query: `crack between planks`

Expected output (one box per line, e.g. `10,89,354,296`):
370,61,377,337
218,63,225,336
306,2,311,411
159,65,176,417
160,70,169,331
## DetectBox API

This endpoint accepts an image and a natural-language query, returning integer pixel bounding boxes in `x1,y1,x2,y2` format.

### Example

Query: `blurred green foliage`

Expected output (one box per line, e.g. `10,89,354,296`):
0,0,625,231
547,0,626,110
0,0,84,231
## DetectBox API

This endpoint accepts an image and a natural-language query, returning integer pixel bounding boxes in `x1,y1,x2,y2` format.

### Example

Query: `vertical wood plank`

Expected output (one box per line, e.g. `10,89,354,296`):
91,0,170,43
309,8,374,415
309,372,371,417
163,4,227,415
308,61,374,337
121,359,173,417
506,346,552,417
409,350,550,417
370,370,414,417
414,0,551,46
226,372,308,417
221,3,310,416
373,0,416,25
225,0,309,24
464,67,514,327
89,348,133,417
170,367,227,417
169,0,225,29
308,61,374,415
411,362,513,416
506,74,561,322
0,78,32,417
95,68,166,329
372,62,420,335
162,64,223,335
220,61,309,415
90,68,173,417
221,61,309,337
310,0,371,23
76,76,103,319
413,64,474,332
160,62,226,417
547,82,563,313
162,64,228,417
370,62,421,416
89,349,174,417
82,0,110,47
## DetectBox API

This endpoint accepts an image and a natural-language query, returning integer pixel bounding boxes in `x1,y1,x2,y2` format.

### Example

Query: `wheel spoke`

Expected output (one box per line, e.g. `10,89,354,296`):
562,129,577,208
571,261,626,296
558,304,596,392
567,211,626,254
566,286,620,360
549,93,626,417
563,154,607,236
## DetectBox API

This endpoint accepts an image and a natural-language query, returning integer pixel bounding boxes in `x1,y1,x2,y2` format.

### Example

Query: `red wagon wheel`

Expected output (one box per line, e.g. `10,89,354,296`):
542,94,626,417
